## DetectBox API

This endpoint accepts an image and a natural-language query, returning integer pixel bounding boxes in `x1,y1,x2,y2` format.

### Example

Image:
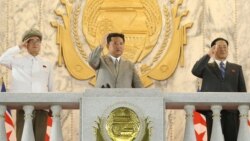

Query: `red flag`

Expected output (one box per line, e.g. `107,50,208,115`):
44,116,52,141
1,80,16,141
194,111,207,141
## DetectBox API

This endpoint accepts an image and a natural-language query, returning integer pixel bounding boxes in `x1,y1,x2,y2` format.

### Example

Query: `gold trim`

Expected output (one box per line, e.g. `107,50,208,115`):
73,4,87,61
151,6,171,66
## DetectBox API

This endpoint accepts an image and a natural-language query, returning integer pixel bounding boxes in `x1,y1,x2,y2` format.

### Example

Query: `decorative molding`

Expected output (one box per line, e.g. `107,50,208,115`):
73,4,87,61
150,6,171,66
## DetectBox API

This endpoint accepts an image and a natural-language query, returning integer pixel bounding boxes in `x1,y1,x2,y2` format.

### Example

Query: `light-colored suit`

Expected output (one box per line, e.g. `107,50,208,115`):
88,46,143,88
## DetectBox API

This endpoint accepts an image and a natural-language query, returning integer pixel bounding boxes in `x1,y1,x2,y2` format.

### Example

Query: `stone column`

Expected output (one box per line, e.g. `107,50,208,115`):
21,105,35,141
51,105,63,141
210,105,224,141
237,105,250,141
183,105,196,141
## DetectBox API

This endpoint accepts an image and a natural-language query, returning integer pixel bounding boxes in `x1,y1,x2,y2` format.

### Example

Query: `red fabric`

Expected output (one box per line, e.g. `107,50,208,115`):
44,116,52,141
194,112,207,141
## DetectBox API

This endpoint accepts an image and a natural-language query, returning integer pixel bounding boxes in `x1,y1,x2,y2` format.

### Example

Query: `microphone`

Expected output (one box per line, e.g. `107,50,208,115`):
106,83,110,88
101,83,111,88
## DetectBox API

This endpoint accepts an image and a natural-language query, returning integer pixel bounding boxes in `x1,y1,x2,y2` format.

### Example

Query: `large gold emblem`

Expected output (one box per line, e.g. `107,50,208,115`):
51,0,192,87
94,106,151,141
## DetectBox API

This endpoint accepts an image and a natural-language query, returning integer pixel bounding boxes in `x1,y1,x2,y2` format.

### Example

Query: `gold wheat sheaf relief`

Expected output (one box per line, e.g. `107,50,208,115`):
51,0,192,87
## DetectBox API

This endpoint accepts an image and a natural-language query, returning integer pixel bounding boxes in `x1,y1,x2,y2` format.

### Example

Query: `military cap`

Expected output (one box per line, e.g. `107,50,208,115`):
22,28,42,42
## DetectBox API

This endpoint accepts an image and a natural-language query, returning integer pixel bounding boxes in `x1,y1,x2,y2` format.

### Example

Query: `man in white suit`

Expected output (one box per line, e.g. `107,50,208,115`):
88,33,143,88
0,28,54,141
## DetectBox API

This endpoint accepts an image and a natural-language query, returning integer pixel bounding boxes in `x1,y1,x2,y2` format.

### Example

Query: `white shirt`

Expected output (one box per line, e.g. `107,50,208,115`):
215,59,227,68
109,55,120,64
0,46,54,93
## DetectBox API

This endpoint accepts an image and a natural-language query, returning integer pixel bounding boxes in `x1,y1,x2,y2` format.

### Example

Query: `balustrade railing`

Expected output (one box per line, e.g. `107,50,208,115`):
0,91,249,141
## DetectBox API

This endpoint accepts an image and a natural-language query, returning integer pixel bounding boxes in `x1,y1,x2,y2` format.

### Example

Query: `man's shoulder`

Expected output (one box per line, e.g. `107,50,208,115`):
227,62,242,68
121,57,133,64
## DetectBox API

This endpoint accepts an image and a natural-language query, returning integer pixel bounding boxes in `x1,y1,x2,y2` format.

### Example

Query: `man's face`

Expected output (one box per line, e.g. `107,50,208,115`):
107,37,124,58
213,40,228,60
26,36,41,56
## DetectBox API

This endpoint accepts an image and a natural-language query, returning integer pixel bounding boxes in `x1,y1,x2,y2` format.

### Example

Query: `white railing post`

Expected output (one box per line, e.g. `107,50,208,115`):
183,105,196,141
0,105,7,141
237,105,250,141
210,105,224,141
51,105,63,141
21,105,35,141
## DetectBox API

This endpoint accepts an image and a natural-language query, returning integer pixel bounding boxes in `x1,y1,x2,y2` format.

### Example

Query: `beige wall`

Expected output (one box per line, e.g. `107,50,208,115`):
0,0,249,140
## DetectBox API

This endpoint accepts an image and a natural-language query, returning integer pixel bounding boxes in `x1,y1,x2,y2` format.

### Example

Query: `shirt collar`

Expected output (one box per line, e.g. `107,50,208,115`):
109,55,121,63
215,59,227,67
26,53,40,61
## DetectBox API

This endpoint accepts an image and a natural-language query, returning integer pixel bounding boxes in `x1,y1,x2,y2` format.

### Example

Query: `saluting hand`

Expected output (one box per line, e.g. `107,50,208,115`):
100,33,109,49
208,45,216,59
19,38,30,49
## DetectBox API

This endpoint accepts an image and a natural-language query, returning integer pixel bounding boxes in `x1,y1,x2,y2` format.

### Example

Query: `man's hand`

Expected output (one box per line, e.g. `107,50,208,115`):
100,33,109,48
19,38,30,49
208,46,216,58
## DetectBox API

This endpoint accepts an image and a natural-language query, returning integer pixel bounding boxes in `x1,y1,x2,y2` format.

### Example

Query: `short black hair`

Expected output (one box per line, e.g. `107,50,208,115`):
107,33,125,44
211,37,228,47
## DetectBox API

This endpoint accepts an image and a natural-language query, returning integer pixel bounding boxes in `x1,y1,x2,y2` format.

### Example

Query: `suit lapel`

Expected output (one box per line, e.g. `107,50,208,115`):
104,56,118,77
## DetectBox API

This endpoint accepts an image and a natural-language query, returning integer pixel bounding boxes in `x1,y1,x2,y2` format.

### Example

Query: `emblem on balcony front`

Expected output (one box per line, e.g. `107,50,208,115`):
51,0,192,87
94,105,151,141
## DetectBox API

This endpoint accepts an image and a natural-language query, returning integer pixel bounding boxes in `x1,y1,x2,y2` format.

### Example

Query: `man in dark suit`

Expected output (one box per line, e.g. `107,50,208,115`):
192,37,247,141
88,33,143,88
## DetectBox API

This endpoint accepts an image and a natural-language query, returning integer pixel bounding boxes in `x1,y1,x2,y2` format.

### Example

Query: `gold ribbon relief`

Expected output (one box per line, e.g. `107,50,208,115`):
51,0,193,87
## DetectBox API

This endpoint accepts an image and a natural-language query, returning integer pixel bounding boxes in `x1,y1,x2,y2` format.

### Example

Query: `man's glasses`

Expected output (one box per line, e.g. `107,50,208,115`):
28,39,41,45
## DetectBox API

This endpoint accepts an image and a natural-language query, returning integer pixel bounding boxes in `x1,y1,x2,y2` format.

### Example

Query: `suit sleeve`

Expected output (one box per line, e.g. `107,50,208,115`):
132,65,143,88
0,46,21,69
238,66,247,92
191,54,211,78
88,46,103,70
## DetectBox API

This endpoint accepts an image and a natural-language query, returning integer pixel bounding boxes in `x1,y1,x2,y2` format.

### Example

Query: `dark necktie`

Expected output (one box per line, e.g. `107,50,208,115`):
219,62,225,78
114,59,119,73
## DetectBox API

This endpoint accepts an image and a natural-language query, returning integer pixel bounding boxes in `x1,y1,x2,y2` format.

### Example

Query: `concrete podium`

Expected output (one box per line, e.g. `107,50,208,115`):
81,89,165,141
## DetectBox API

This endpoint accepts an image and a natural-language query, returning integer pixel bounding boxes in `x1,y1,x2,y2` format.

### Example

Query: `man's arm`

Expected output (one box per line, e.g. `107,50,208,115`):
192,54,211,78
192,47,215,78
0,46,21,68
0,39,29,68
132,65,143,88
238,66,247,92
88,46,103,70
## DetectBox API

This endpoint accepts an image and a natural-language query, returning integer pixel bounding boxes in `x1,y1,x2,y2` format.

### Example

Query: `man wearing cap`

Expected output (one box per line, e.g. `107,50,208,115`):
0,28,54,141
192,37,246,141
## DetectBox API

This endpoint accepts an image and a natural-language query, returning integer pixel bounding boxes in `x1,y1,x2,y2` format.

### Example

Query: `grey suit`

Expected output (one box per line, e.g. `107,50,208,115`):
192,54,246,141
88,46,143,88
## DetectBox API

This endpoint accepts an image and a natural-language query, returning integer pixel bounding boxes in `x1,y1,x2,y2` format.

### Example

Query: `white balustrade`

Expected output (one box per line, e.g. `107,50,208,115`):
210,105,224,141
21,105,35,141
51,105,63,141
237,105,250,141
183,105,196,141
0,105,7,141
0,91,250,141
